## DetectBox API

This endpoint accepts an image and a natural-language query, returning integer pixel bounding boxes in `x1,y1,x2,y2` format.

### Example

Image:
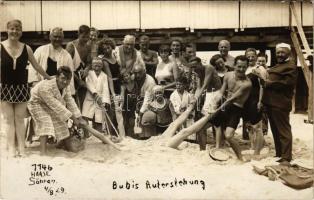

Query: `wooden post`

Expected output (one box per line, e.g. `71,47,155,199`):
290,2,313,120
290,47,298,113
290,28,313,120
309,73,313,121
290,2,312,56
290,29,310,86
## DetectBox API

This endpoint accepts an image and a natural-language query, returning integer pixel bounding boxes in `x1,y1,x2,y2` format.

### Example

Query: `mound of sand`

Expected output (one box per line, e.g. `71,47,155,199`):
0,113,313,199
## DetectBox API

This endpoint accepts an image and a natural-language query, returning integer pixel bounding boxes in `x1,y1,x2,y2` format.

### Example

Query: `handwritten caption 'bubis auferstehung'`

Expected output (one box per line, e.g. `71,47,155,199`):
113,178,206,190
28,164,65,196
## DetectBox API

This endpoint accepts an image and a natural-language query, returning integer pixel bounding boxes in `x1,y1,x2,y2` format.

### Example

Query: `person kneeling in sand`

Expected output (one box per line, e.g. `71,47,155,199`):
28,66,86,155
166,56,252,161
28,66,120,155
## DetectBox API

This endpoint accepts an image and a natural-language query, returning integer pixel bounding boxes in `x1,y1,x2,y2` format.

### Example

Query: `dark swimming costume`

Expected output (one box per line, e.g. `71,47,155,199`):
210,104,243,129
0,43,30,103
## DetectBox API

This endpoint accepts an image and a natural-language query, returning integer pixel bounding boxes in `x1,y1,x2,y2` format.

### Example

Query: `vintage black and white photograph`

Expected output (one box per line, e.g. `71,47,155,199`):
0,0,313,199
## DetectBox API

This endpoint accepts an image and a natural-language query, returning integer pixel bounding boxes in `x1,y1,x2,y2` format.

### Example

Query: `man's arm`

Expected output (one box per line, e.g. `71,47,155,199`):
85,72,97,95
258,80,264,111
139,85,155,114
102,61,116,97
213,72,229,105
169,101,178,121
63,86,81,118
38,85,75,121
139,78,156,114
81,44,92,79
119,85,126,110
169,92,183,116
101,75,111,105
64,52,76,95
26,45,51,80
28,46,43,84
265,66,297,89
195,65,213,99
66,42,75,58
218,81,252,110
136,51,146,70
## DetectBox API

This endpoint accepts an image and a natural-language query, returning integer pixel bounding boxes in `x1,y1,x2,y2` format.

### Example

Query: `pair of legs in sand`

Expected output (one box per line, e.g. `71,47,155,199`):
163,103,246,161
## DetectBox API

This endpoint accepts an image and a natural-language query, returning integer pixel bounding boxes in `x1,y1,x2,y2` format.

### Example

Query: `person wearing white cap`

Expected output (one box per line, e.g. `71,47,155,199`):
115,34,145,75
276,42,291,50
262,42,297,165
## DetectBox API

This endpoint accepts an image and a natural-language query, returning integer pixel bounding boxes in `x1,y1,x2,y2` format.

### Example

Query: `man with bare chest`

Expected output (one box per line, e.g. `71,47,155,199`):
66,25,92,110
139,35,158,77
210,55,252,161
66,25,91,73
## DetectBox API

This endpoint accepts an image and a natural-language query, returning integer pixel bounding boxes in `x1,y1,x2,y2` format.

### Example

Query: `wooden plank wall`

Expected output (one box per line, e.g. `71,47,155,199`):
0,1,312,32
42,1,90,31
91,1,140,30
141,1,190,29
187,1,239,29
0,1,41,32
241,1,302,28
302,1,313,26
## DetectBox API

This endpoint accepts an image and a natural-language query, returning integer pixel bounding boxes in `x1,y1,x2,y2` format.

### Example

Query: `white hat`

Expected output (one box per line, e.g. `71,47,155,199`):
276,43,291,50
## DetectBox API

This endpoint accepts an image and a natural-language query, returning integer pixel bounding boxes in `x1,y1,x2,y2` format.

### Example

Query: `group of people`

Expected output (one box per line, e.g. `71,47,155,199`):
1,20,298,165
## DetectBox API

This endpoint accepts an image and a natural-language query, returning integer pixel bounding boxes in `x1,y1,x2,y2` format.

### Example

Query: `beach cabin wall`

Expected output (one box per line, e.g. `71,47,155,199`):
42,1,90,31
0,1,41,32
0,1,312,32
302,1,313,26
91,1,140,30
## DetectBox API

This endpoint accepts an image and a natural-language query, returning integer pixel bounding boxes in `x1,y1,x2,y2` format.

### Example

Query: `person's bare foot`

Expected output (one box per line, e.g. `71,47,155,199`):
251,154,263,161
16,150,27,158
241,154,252,163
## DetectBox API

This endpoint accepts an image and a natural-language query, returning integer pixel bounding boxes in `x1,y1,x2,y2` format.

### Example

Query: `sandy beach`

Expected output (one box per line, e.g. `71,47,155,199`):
0,113,313,200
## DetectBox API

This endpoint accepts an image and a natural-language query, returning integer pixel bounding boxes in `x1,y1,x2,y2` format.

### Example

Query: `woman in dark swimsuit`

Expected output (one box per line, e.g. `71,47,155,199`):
120,71,138,138
98,38,121,95
97,38,123,137
1,20,51,157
